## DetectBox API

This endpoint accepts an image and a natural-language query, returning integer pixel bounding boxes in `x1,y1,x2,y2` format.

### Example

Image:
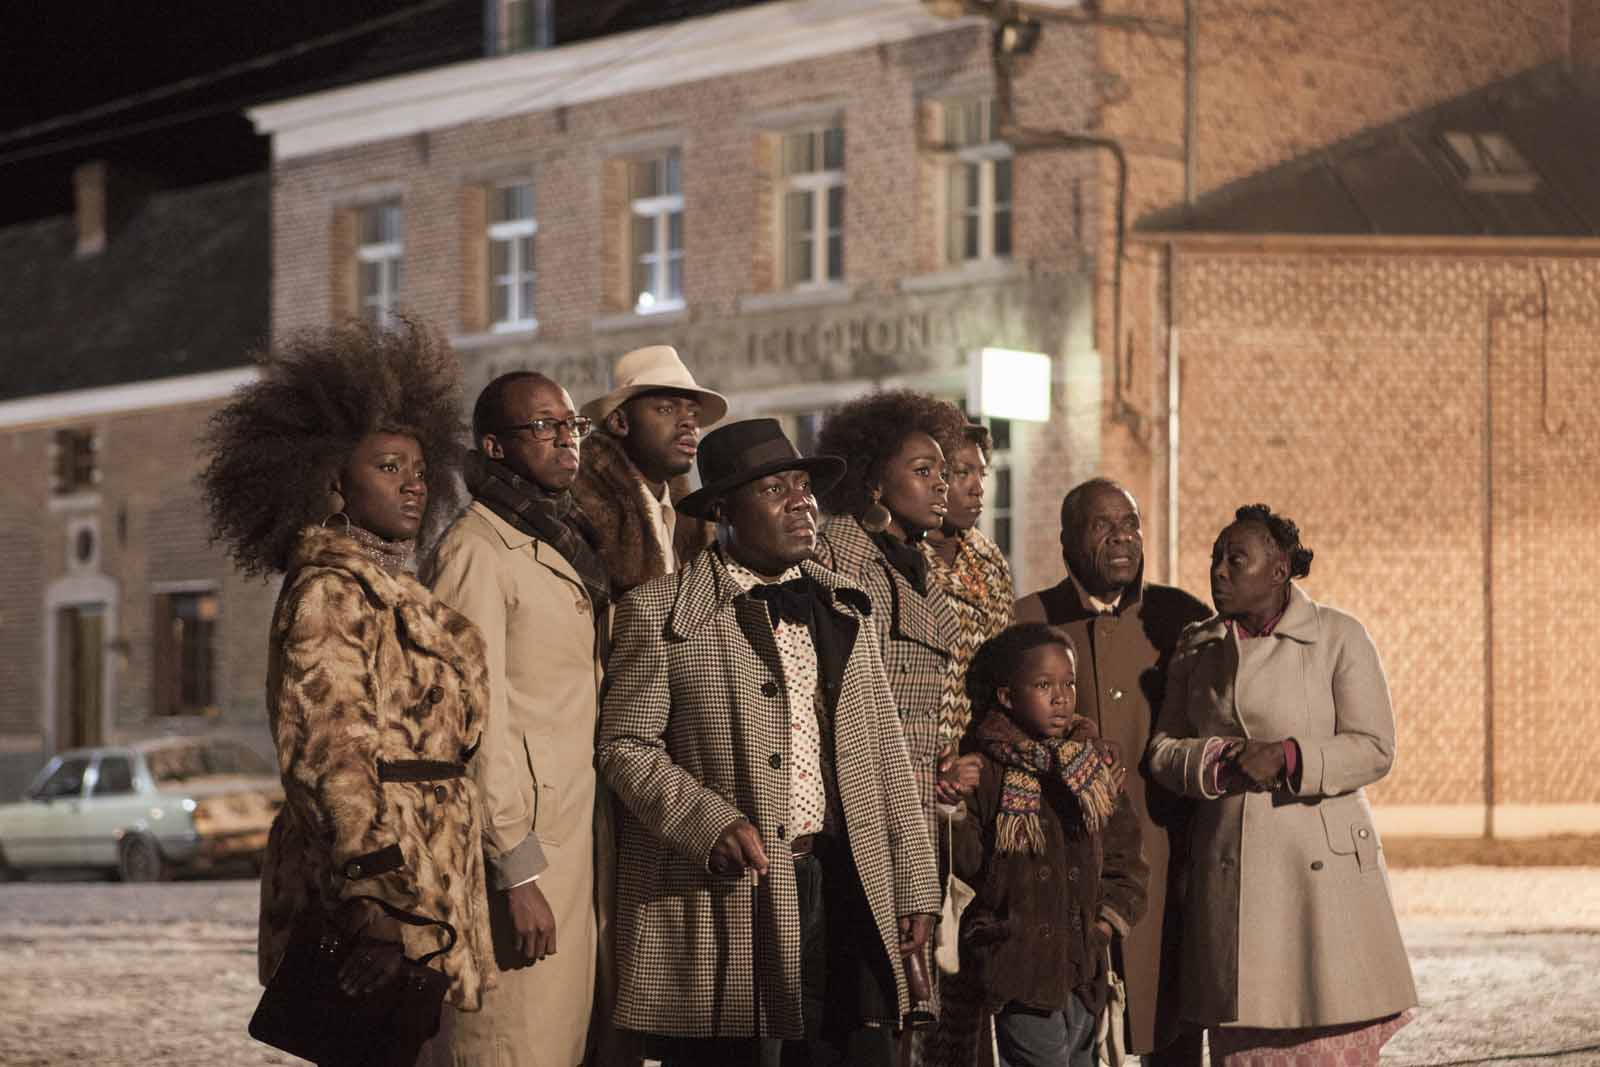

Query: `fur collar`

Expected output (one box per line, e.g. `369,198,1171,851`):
570,431,712,595
286,525,481,674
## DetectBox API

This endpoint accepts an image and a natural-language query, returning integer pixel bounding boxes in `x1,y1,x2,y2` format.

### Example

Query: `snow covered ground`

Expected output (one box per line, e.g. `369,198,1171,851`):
1,868,1597,1066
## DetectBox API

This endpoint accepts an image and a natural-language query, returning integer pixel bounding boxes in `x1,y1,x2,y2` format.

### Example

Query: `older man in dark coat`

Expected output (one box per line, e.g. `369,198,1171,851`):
1014,478,1211,1066
598,419,940,1067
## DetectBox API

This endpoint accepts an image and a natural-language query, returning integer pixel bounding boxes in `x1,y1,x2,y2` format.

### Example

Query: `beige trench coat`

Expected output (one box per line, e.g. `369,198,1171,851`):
1147,585,1417,1030
427,502,604,1067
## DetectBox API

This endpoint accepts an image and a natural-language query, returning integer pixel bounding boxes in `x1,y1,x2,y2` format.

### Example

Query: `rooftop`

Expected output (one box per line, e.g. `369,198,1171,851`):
1138,66,1600,240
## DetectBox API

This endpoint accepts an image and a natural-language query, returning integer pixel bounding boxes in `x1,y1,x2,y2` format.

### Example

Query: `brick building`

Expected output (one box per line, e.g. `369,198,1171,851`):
0,169,274,797
1131,66,1600,836
241,0,1597,833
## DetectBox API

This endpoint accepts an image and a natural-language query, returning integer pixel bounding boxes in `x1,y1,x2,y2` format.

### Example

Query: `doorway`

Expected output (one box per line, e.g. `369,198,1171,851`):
54,604,106,750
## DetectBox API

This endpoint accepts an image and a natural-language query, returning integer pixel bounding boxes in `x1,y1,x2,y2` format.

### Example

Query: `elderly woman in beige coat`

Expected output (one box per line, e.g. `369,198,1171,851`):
1148,505,1416,1067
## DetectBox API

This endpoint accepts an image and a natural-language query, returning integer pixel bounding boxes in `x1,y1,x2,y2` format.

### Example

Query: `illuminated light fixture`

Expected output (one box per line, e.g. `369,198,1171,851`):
994,15,1041,56
969,347,1052,422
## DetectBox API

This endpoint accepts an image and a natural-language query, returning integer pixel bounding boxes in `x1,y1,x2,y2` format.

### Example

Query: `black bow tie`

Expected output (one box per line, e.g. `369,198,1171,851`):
748,578,815,629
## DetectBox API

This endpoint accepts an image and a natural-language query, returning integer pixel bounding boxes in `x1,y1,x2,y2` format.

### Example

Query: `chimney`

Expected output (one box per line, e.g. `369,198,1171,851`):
73,160,109,257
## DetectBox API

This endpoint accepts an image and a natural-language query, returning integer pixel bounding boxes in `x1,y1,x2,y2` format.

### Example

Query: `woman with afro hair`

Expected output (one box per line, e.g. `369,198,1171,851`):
203,319,496,1057
812,389,969,1035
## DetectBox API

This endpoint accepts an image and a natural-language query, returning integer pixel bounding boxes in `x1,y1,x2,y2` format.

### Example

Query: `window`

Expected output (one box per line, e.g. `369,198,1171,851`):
1442,131,1538,193
357,201,403,325
153,591,219,717
781,125,846,288
628,151,684,314
52,428,98,494
978,417,1017,566
489,182,537,330
944,98,1013,264
33,756,90,800
93,755,135,797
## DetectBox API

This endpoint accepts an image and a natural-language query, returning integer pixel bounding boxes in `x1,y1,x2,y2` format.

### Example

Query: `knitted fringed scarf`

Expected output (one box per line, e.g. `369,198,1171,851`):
975,709,1119,853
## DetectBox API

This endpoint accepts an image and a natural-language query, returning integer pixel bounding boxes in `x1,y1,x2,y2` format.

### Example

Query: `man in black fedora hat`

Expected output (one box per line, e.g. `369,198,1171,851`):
598,418,940,1067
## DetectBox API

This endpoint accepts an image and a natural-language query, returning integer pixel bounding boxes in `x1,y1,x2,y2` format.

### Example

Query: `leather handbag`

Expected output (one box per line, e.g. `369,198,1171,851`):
249,895,456,1067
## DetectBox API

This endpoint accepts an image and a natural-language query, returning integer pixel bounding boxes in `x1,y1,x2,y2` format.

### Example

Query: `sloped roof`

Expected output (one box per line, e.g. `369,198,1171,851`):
0,173,267,403
1138,66,1600,238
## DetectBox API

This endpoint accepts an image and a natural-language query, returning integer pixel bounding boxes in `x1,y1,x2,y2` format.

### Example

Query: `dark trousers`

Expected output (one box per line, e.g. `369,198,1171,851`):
653,838,896,1067
1145,1027,1206,1067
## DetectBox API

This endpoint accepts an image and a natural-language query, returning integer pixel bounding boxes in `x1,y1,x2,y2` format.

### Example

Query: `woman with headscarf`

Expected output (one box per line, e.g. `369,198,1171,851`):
812,389,968,1042
203,319,495,1062
1147,505,1416,1067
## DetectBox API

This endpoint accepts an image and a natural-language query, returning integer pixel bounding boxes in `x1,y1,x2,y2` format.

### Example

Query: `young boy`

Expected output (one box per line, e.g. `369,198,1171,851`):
951,623,1149,1067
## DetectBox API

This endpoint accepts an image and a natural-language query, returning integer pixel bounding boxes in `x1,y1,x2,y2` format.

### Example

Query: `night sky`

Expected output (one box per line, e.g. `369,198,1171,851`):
0,1,460,225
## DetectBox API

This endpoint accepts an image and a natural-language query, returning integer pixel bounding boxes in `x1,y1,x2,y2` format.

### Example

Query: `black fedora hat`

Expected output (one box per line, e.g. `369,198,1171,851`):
676,418,846,520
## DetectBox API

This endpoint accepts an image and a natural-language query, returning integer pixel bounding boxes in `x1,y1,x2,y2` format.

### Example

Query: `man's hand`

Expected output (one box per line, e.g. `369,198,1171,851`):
709,818,769,878
897,912,935,954
506,879,557,962
935,751,982,803
1235,739,1287,791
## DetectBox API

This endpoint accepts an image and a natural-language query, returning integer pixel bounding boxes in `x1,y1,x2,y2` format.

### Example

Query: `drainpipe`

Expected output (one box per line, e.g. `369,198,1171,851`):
1185,0,1197,205
1167,246,1181,586
1481,301,1495,840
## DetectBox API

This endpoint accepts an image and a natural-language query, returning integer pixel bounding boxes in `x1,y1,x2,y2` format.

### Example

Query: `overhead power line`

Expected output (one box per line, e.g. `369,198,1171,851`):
0,0,458,150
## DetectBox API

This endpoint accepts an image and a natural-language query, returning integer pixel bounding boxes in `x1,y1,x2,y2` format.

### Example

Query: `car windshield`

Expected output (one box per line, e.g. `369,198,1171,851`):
32,756,91,800
145,742,274,783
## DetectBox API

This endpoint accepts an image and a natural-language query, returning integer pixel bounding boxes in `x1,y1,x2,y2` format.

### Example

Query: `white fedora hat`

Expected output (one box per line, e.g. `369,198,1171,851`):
581,345,728,426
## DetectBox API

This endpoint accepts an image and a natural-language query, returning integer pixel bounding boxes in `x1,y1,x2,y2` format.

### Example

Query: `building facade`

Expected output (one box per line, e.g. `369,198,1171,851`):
246,0,1600,833
0,172,276,798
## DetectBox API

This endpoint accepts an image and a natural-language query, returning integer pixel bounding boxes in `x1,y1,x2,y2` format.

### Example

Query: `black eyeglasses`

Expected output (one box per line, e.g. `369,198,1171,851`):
499,416,594,441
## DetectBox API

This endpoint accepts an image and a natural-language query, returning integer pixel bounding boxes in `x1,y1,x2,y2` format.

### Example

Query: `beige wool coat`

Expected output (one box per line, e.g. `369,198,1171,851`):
597,549,942,1039
426,502,604,1067
1146,585,1418,1030
259,526,495,1011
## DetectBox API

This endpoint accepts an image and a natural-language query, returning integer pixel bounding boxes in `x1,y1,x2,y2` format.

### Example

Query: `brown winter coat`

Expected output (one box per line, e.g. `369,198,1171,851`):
570,430,713,597
952,756,1148,1017
1147,585,1417,1030
1014,573,1210,1054
258,526,495,1011
597,548,941,1038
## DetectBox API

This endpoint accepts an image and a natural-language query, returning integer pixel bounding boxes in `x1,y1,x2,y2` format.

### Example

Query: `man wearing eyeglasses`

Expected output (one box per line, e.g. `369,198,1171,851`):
425,371,611,1067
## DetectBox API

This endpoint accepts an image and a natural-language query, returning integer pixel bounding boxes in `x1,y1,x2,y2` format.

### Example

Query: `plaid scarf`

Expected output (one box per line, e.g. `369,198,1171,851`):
464,451,610,620
975,708,1118,853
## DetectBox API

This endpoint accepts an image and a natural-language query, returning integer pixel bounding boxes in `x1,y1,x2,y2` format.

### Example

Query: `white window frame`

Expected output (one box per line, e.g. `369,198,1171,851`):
780,125,846,290
629,151,685,315
975,416,1023,592
488,181,538,333
357,202,402,326
948,141,1014,265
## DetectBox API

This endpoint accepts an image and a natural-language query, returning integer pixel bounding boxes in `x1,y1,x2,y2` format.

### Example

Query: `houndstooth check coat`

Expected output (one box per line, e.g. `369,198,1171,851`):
814,517,959,847
597,547,941,1039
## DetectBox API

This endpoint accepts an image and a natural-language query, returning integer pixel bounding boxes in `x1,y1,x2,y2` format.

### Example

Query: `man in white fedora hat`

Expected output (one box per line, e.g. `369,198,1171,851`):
573,344,728,597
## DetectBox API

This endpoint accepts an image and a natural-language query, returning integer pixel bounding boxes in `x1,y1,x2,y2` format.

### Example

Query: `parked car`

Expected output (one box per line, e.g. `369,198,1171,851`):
0,737,282,882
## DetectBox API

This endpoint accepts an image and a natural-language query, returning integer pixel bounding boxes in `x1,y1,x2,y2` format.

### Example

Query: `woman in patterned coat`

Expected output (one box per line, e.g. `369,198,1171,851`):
812,390,968,1035
202,320,496,1056
919,422,1014,1067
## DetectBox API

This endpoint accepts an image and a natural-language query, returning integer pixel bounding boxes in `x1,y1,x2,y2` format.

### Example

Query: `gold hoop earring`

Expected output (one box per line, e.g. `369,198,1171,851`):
861,491,892,534
321,511,352,533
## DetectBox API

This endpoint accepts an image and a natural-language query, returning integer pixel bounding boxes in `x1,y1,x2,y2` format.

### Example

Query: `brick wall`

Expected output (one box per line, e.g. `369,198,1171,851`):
1170,250,1600,812
0,403,278,753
